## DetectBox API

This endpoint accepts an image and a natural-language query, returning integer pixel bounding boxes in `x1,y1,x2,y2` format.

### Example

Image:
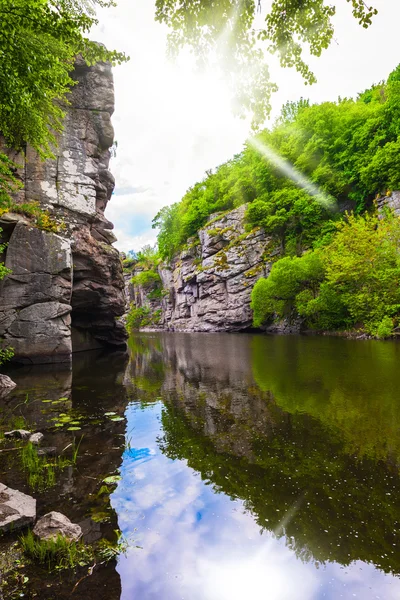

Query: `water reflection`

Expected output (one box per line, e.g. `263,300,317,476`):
114,333,400,600
1,350,130,599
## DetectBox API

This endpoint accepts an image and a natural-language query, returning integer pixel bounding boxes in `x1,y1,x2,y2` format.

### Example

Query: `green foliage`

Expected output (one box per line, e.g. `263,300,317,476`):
131,270,161,291
155,0,376,126
126,305,161,331
374,316,394,339
0,0,127,156
135,245,161,270
247,188,331,253
20,530,94,571
252,211,400,336
122,256,136,271
0,154,22,204
21,442,73,491
154,65,400,259
0,347,14,366
251,250,326,327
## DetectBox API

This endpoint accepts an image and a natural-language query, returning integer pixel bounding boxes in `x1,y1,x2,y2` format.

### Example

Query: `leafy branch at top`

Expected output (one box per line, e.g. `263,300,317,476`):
155,0,377,126
0,0,128,157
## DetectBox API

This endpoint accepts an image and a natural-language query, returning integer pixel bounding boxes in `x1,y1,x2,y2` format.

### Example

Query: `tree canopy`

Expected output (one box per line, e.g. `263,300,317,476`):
155,0,377,124
0,0,127,156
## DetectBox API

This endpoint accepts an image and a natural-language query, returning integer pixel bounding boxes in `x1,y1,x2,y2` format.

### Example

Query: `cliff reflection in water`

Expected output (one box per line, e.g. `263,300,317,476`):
125,333,400,577
1,350,130,599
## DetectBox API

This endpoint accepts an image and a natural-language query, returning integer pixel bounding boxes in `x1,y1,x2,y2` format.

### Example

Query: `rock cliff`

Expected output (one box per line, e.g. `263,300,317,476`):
127,205,272,332
158,205,271,331
0,58,127,364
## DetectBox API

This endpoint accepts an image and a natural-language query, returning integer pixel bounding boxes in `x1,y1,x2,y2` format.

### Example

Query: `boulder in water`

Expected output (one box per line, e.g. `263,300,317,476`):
33,511,82,542
0,483,36,532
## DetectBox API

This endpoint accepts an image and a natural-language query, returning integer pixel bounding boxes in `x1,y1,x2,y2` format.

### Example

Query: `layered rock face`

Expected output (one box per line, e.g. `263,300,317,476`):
0,59,127,363
158,205,271,331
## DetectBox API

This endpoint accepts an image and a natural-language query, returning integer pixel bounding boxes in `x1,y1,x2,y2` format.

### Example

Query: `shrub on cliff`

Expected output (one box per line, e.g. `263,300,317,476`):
131,271,162,292
154,65,400,259
251,211,400,336
126,305,161,331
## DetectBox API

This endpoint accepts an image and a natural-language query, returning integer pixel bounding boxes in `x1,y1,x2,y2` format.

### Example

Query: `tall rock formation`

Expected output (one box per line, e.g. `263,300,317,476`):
126,205,273,332
0,58,127,364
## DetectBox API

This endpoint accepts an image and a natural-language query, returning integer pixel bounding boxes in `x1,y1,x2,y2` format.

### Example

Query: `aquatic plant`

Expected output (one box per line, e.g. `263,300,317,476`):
21,442,73,491
20,530,94,571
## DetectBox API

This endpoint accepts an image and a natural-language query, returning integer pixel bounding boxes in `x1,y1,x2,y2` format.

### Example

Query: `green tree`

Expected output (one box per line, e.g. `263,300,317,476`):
251,250,325,327
251,210,400,336
323,211,400,335
0,0,127,156
155,0,377,125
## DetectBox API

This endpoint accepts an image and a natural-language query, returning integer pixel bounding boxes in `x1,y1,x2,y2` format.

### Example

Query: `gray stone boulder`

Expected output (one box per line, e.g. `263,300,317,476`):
0,374,16,398
0,483,36,532
4,429,31,440
29,432,44,445
33,511,82,542
0,224,73,364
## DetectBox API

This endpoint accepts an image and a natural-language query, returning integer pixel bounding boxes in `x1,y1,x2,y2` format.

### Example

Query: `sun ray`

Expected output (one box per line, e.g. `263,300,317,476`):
248,136,337,210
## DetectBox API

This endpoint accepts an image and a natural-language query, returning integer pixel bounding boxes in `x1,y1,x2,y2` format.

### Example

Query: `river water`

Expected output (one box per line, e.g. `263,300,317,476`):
2,333,400,599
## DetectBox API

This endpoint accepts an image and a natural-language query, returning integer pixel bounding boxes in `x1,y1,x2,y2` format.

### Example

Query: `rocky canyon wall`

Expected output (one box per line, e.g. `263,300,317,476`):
128,205,274,332
0,58,127,364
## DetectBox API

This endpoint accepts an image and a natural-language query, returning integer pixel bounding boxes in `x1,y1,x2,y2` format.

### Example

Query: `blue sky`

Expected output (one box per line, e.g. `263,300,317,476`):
93,0,400,253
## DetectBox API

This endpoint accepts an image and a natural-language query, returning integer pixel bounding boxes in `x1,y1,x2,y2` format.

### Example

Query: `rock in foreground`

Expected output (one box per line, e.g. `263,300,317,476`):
0,483,36,532
33,511,82,542
4,429,31,440
0,374,17,398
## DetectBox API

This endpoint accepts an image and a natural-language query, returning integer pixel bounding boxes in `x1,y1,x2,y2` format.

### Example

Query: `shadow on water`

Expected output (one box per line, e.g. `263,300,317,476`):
0,349,130,599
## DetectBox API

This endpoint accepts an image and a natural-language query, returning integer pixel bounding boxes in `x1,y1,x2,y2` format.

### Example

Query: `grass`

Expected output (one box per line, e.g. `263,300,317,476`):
20,528,129,573
21,443,74,491
20,530,94,571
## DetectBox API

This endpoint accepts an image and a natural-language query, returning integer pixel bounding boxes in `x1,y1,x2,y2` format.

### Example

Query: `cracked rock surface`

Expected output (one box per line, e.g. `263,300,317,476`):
0,483,36,533
0,59,127,363
33,511,82,542
130,205,273,332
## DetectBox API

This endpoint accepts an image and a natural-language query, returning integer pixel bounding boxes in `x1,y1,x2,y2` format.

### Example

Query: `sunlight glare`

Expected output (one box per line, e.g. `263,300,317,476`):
248,136,337,210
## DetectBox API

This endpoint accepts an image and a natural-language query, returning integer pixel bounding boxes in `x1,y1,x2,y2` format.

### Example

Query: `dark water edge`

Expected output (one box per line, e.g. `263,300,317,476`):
2,333,400,599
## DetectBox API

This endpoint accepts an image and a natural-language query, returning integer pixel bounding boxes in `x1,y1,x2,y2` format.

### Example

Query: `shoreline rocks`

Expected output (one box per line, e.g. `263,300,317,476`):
33,511,82,542
0,374,17,398
0,483,36,533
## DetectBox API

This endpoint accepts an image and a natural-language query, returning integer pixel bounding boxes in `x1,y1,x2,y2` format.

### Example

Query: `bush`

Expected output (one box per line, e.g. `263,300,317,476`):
126,305,161,331
20,530,93,571
251,210,400,337
131,270,161,290
371,316,394,339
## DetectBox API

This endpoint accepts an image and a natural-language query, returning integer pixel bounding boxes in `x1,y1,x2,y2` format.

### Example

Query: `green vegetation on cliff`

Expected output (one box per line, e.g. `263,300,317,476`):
0,0,127,156
0,0,127,217
154,65,400,336
252,211,400,336
125,245,163,332
154,65,400,259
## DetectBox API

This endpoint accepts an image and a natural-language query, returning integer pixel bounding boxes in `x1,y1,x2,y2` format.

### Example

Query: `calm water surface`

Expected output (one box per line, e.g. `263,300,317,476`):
2,333,400,599
114,333,400,600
